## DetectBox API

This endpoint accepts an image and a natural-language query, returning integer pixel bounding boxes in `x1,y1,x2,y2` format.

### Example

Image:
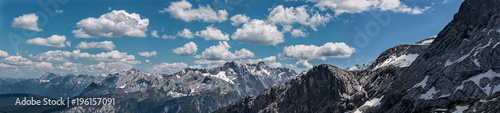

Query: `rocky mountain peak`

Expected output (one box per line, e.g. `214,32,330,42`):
38,72,62,80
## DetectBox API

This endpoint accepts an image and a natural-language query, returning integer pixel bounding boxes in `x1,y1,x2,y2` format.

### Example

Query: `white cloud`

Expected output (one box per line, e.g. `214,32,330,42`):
145,59,150,63
72,10,149,38
151,30,160,38
195,41,254,60
34,62,54,70
75,41,116,50
193,59,226,69
56,9,63,13
306,0,430,15
267,5,332,30
2,56,34,66
280,42,355,60
231,19,284,45
0,49,9,57
138,51,157,57
239,56,283,68
152,62,188,73
230,14,250,26
173,42,198,56
56,61,131,73
161,0,228,22
295,60,313,68
291,29,308,37
31,50,91,62
11,13,43,31
0,56,55,75
177,28,194,39
32,49,140,64
189,65,203,69
92,50,140,64
162,34,176,39
195,26,230,40
65,41,71,47
26,35,67,48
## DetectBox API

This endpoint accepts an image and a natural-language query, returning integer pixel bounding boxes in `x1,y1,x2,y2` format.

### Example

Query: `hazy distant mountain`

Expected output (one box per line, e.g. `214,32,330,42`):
219,0,500,112
0,73,104,98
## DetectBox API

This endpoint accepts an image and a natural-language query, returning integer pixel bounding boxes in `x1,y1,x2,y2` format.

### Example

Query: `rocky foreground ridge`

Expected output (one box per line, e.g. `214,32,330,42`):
219,0,500,112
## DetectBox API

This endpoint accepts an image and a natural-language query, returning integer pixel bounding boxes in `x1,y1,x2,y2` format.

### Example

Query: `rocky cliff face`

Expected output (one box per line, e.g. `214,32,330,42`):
220,0,500,112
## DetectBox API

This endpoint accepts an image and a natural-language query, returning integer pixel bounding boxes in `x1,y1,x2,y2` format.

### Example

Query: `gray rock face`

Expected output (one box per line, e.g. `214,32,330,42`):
0,73,104,98
220,0,500,112
52,61,297,113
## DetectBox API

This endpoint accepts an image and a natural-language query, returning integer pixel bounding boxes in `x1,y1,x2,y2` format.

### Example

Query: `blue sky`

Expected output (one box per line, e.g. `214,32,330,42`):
0,0,463,78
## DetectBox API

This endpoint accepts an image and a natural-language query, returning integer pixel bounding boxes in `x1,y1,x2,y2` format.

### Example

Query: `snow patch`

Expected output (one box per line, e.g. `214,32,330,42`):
353,96,384,113
412,76,429,89
413,38,435,45
347,62,372,71
445,53,470,67
167,91,187,98
261,69,270,76
40,80,50,83
455,69,500,96
472,59,481,67
374,54,419,69
453,105,468,113
209,71,235,84
118,84,126,89
420,87,439,100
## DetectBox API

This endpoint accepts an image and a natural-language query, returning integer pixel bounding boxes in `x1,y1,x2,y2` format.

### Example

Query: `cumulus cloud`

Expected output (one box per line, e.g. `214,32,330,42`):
91,50,140,64
32,49,140,64
195,26,230,40
239,56,283,68
280,42,355,60
307,0,430,15
0,49,9,57
34,62,55,70
57,61,132,73
75,41,116,50
230,14,250,26
151,30,160,38
161,0,228,22
177,28,194,39
162,34,176,39
231,19,284,45
72,10,149,38
291,29,308,37
195,41,254,60
295,60,313,68
193,59,226,69
152,62,188,73
26,35,67,48
189,65,203,69
3,56,34,66
11,13,43,31
0,56,54,74
66,41,71,47
267,5,332,30
145,59,150,63
138,51,157,57
173,42,198,56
